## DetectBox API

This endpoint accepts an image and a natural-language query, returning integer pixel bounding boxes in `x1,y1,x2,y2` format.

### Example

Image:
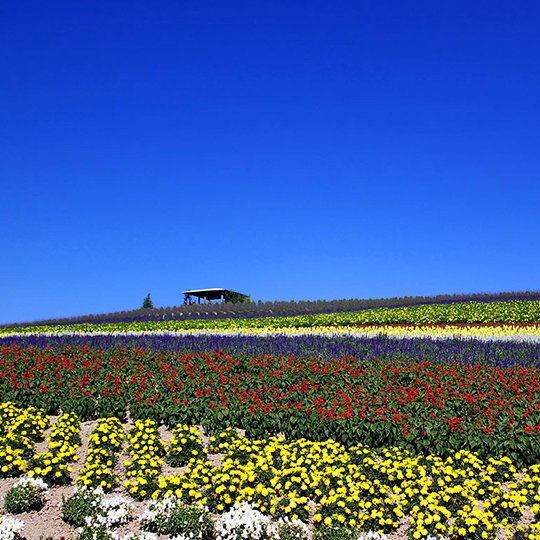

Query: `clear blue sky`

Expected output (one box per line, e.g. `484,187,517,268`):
1,1,539,323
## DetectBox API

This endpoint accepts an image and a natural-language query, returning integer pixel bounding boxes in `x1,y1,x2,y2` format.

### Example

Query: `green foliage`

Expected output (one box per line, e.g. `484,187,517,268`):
142,499,214,537
166,424,206,467
77,525,115,540
142,293,154,309
223,291,251,304
61,488,102,527
277,521,310,540
4,480,47,514
313,525,359,540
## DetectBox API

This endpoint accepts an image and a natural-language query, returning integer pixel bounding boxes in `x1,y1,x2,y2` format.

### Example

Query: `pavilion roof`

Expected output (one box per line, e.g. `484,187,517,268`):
182,288,227,295
182,288,249,300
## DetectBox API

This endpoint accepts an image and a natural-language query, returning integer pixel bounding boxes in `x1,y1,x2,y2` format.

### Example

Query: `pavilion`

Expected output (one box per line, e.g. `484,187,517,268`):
182,288,250,305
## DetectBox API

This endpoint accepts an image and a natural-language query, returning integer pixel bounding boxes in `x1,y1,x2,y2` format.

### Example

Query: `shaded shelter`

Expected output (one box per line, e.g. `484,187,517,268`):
182,288,250,304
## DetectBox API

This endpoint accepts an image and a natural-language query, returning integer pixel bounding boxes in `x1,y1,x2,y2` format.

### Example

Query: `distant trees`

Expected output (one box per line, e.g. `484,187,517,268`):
142,294,154,309
223,291,251,304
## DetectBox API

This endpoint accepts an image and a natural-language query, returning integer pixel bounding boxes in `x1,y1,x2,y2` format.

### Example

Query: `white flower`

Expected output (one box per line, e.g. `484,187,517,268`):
216,502,276,540
140,494,181,526
98,494,132,527
77,520,119,539
357,532,388,540
15,476,48,491
0,515,25,540
72,485,105,498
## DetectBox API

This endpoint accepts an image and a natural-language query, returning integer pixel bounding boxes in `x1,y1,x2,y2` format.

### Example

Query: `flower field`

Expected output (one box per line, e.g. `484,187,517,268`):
2,346,540,466
1,402,540,539
3,300,540,337
1,296,540,539
6,292,538,329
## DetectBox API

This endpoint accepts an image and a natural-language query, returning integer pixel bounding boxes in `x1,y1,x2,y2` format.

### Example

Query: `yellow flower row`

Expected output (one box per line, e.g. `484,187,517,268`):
0,402,48,442
76,417,124,492
144,431,540,539
166,423,207,467
123,419,166,499
158,323,540,340
0,402,49,478
28,412,80,485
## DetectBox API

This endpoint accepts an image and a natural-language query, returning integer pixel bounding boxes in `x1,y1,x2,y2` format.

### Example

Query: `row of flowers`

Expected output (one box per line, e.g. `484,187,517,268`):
27,411,80,484
103,425,540,539
5,405,540,538
0,490,392,540
2,346,540,464
10,291,537,329
2,332,540,373
123,419,166,500
3,323,540,344
0,402,49,477
2,300,540,337
7,422,540,539
76,416,124,491
0,403,80,484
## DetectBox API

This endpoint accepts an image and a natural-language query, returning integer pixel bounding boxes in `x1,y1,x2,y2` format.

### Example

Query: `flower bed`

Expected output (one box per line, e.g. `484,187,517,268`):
124,419,166,500
1,346,540,464
3,332,540,370
76,417,123,491
2,300,540,336
1,409,540,539
2,296,540,538
27,411,80,485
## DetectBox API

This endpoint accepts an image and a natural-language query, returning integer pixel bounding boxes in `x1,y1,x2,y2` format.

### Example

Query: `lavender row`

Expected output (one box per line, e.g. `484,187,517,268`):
3,332,540,368
5,290,540,328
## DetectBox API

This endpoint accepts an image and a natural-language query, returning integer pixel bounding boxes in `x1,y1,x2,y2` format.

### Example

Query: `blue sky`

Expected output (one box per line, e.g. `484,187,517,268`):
1,1,539,323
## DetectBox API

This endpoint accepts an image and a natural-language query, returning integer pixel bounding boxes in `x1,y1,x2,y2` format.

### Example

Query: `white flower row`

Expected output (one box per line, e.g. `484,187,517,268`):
2,327,539,342
0,488,445,540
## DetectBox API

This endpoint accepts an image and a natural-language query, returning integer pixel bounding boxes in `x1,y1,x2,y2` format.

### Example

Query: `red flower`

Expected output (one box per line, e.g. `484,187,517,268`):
448,417,463,432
